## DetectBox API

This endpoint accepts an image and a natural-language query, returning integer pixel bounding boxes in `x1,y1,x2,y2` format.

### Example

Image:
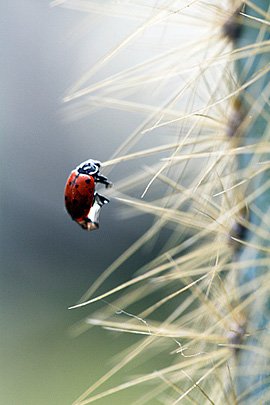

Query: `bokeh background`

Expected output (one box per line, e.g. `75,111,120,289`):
1,2,157,404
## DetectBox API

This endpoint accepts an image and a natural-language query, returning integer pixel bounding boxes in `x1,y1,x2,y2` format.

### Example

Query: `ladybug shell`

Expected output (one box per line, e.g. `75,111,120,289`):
64,170,95,221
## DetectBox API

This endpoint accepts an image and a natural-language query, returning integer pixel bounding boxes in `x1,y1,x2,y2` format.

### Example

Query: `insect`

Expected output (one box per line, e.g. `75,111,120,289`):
64,159,112,231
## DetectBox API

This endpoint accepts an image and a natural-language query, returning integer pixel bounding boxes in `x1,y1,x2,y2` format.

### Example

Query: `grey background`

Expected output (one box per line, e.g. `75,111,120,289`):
1,2,153,404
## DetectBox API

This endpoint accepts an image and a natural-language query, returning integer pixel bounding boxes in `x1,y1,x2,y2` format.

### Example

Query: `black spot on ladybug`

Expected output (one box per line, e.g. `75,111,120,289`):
69,182,72,186
75,184,79,188
85,179,91,184
65,196,68,200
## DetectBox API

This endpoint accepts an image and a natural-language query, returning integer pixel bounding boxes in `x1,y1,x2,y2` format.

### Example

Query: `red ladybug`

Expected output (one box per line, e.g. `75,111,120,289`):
64,159,112,231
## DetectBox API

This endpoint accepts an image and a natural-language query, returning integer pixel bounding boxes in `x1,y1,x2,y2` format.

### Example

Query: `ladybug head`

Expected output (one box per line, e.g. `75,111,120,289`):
77,159,100,176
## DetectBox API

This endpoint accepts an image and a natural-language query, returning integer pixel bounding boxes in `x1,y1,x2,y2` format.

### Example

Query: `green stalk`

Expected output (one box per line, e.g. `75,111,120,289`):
234,1,270,401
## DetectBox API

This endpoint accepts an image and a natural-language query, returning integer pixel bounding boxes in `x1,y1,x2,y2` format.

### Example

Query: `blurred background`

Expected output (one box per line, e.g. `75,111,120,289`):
1,2,157,404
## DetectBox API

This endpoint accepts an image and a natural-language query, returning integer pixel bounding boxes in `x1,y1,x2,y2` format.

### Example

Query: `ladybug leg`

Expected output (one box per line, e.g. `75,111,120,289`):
77,219,97,231
95,174,113,188
86,201,102,230
77,202,101,231
95,192,110,205
80,193,109,231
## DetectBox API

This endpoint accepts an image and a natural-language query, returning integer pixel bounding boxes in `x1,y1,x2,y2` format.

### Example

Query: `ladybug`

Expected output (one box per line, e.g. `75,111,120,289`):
64,159,112,231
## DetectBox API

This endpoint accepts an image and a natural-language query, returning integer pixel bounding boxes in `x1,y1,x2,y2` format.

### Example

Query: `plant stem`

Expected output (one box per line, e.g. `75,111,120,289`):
234,1,270,401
